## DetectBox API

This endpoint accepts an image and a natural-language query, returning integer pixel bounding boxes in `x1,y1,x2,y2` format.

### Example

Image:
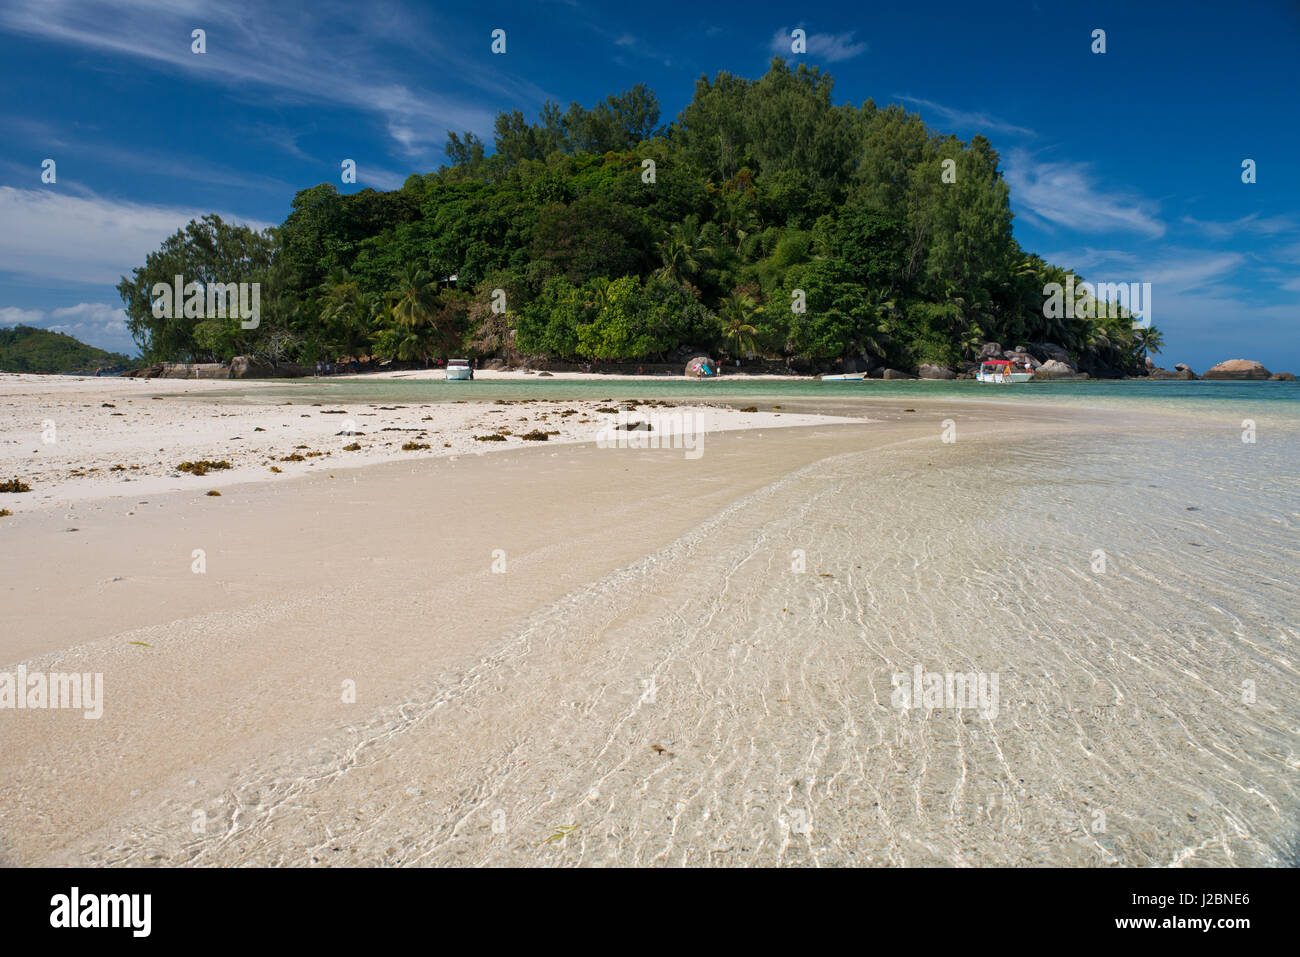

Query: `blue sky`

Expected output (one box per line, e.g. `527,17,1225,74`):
1,0,1296,371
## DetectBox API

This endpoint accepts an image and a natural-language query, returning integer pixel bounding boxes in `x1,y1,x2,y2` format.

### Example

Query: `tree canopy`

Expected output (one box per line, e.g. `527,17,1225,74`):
117,59,1156,375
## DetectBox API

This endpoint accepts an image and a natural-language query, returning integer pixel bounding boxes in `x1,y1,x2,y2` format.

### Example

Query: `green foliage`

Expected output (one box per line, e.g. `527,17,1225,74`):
0,325,130,373
116,60,1141,373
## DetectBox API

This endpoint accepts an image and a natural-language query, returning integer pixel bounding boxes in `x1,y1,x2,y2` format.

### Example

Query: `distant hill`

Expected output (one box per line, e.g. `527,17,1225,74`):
0,324,132,374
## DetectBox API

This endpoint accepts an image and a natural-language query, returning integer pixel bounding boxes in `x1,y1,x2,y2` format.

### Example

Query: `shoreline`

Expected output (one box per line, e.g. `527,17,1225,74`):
0,372,868,511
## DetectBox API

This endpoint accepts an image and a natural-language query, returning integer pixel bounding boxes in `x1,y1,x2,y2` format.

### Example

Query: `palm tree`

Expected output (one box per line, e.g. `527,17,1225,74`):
718,192,758,255
317,270,378,359
719,291,761,359
387,265,439,365
1132,324,1164,359
585,276,613,312
655,217,711,285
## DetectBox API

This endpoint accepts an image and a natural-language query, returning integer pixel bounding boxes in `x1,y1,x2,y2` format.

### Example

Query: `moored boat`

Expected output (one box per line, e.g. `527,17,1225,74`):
976,359,1034,383
446,358,473,381
820,372,865,381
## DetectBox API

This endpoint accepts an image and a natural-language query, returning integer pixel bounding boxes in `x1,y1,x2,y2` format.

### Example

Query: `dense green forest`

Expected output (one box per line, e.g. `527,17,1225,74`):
117,59,1161,376
0,324,130,374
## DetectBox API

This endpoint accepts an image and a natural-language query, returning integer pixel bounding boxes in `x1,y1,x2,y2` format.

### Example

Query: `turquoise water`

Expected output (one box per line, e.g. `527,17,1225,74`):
217,376,1300,427
226,375,1300,404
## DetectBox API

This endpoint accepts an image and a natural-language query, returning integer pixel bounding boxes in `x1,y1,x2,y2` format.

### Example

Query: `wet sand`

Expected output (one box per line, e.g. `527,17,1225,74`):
1,390,1296,867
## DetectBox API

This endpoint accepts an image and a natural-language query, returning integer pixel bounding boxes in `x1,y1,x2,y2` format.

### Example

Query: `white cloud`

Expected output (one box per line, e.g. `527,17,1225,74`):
0,186,271,286
361,168,412,192
1004,150,1165,239
0,302,136,356
1141,252,1245,292
0,306,44,326
0,0,515,160
770,27,868,63
895,95,1035,138
1044,246,1244,293
1181,213,1297,239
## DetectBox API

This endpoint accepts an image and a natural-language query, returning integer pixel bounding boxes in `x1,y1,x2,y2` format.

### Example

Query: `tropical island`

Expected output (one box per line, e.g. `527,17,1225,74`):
0,324,130,375
117,58,1166,380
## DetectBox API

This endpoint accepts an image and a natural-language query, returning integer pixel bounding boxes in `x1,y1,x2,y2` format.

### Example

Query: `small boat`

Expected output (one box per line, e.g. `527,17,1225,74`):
976,359,1034,384
446,358,473,381
820,372,865,381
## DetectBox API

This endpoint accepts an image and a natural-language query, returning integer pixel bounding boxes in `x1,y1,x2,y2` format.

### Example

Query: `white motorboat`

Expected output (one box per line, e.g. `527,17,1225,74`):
820,372,865,381
976,360,1034,383
446,358,473,381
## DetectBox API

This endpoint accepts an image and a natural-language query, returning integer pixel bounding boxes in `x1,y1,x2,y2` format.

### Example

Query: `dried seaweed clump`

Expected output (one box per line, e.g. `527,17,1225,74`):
0,478,31,493
177,460,232,476
474,434,507,442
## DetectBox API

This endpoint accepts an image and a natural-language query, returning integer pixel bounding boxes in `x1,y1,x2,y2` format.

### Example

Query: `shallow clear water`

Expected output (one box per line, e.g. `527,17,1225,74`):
221,376,1300,423
62,413,1298,866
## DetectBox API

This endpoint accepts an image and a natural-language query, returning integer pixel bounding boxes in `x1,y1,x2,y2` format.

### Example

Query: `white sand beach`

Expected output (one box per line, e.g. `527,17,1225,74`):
1,373,1297,867
0,372,859,509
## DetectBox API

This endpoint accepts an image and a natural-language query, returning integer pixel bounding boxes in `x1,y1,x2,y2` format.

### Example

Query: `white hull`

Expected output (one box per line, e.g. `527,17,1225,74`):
976,371,1034,383
445,368,472,380
820,372,865,381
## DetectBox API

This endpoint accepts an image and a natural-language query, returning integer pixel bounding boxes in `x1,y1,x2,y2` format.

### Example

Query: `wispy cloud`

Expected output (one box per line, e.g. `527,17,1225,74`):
1181,213,1298,239
1004,150,1165,239
1045,246,1244,291
895,95,1035,138
0,186,271,286
361,167,412,191
0,0,525,160
770,27,868,63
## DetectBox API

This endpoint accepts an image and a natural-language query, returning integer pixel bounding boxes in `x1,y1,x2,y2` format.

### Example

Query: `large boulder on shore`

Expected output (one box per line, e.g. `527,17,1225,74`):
1035,359,1083,380
1269,372,1297,381
123,363,164,378
229,356,307,378
978,342,1003,360
1174,363,1195,374
918,363,955,380
1003,351,1041,370
229,356,274,378
1203,359,1272,379
684,356,718,378
881,368,917,380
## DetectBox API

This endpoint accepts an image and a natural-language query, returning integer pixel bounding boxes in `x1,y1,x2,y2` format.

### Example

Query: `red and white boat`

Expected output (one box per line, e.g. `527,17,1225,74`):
976,359,1035,383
